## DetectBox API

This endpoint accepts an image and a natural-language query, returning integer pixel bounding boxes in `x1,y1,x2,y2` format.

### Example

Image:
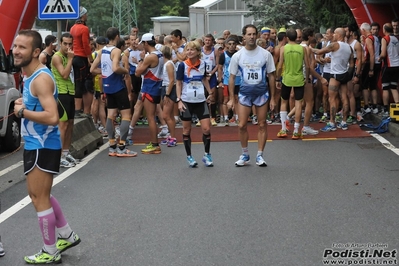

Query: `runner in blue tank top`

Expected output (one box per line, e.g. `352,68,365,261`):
13,30,80,264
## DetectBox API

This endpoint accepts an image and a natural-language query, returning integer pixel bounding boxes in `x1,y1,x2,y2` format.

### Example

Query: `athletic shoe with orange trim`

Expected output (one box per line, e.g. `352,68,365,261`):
292,132,302,140
277,129,288,138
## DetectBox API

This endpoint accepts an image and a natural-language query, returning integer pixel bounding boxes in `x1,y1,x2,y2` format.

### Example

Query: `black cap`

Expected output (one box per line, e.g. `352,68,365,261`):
96,36,108,45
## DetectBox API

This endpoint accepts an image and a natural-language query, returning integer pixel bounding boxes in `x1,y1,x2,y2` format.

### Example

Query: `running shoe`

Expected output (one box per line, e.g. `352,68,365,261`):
196,120,201,127
141,143,162,154
56,232,81,254
108,146,117,157
224,119,229,126
335,114,342,123
66,153,79,164
372,107,379,114
60,158,75,168
24,248,61,264
357,112,364,122
319,115,328,123
211,118,217,126
346,116,354,125
320,122,337,132
187,155,198,168
252,115,258,125
235,154,250,167
277,129,288,138
362,107,371,115
160,136,169,145
301,127,319,135
126,137,133,146
202,154,214,167
157,131,170,139
337,122,348,130
117,147,138,157
229,116,236,124
167,138,177,147
0,242,4,257
255,155,267,167
292,132,303,140
97,126,108,137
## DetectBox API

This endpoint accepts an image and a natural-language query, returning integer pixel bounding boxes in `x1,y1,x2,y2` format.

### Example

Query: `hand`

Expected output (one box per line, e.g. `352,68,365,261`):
178,101,186,112
276,81,282,90
269,98,276,112
139,50,145,60
163,96,171,105
14,98,24,116
226,99,234,111
101,93,106,102
131,56,138,64
206,94,215,104
67,48,74,59
352,76,359,84
368,70,374,77
128,92,133,102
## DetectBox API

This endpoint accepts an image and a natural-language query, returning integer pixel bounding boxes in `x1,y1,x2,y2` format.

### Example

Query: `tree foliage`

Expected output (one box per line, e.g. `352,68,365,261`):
244,0,311,29
244,0,355,30
303,0,355,28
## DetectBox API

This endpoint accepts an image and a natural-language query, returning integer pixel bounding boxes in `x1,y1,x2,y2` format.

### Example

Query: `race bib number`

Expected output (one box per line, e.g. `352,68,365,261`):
69,68,74,84
243,66,262,85
205,60,213,72
186,81,205,101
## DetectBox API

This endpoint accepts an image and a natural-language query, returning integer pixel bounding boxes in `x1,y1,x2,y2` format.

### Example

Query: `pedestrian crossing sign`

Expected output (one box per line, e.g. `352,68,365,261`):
38,0,80,20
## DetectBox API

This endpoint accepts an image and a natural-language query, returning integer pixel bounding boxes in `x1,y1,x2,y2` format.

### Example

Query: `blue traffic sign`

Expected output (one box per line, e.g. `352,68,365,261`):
38,0,80,20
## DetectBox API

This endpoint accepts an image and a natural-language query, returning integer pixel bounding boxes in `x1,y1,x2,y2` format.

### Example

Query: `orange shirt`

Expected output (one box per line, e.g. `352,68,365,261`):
70,22,91,57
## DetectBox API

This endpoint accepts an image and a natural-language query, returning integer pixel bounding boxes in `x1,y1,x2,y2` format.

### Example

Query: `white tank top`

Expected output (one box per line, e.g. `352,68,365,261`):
384,35,399,67
162,60,176,86
323,41,332,73
349,39,358,59
331,41,351,75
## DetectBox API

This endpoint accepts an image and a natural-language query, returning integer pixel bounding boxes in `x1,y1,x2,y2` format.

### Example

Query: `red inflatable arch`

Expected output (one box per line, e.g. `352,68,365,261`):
345,0,399,27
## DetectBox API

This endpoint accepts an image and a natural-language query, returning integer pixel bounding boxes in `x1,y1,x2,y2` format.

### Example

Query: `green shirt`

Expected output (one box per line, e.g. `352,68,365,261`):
51,51,75,95
282,44,305,87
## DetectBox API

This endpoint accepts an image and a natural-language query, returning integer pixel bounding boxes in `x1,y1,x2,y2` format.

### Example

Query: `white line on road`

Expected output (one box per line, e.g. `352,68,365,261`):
369,133,399,156
0,161,23,178
0,143,108,224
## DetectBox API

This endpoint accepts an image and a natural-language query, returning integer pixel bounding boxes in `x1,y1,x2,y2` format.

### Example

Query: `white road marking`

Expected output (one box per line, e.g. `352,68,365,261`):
0,161,23,177
369,132,399,156
0,143,108,224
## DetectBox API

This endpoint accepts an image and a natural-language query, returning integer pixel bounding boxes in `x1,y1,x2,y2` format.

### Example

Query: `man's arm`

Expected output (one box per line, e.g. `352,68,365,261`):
52,52,74,79
15,74,59,125
276,46,284,79
111,48,128,75
90,50,102,75
365,37,375,73
135,53,154,77
82,27,92,62
312,42,337,55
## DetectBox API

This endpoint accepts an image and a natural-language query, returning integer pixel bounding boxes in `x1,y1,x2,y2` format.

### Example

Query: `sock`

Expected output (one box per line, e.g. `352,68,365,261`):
224,115,228,120
119,119,130,141
242,147,249,155
202,134,211,154
183,134,191,156
257,151,263,157
128,125,134,136
50,195,68,229
57,224,73,240
62,150,69,157
324,112,328,117
37,208,57,254
280,111,287,130
106,118,115,139
294,122,300,133
161,125,169,134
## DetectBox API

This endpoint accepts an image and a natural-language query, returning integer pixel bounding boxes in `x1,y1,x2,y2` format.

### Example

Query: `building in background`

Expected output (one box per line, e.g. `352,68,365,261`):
189,0,255,38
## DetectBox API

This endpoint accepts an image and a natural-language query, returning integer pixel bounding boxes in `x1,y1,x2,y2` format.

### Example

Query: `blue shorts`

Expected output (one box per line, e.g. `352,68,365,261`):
238,91,269,107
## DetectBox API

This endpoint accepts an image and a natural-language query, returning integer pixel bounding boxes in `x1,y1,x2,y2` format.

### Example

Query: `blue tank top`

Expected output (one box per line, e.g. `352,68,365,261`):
22,67,61,150
222,51,241,85
101,46,126,94
141,50,164,96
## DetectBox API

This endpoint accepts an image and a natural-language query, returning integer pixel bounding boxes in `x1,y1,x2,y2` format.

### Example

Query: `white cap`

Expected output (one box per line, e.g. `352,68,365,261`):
139,33,154,44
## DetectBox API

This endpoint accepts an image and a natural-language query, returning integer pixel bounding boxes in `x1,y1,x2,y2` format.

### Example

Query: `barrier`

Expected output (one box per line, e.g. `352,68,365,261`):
69,118,103,159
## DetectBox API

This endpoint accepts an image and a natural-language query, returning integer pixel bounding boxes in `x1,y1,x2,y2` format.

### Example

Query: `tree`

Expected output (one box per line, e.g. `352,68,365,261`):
303,0,355,29
244,0,311,29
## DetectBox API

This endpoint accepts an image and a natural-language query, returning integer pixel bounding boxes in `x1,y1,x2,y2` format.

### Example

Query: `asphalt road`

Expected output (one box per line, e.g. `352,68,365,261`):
0,134,398,266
